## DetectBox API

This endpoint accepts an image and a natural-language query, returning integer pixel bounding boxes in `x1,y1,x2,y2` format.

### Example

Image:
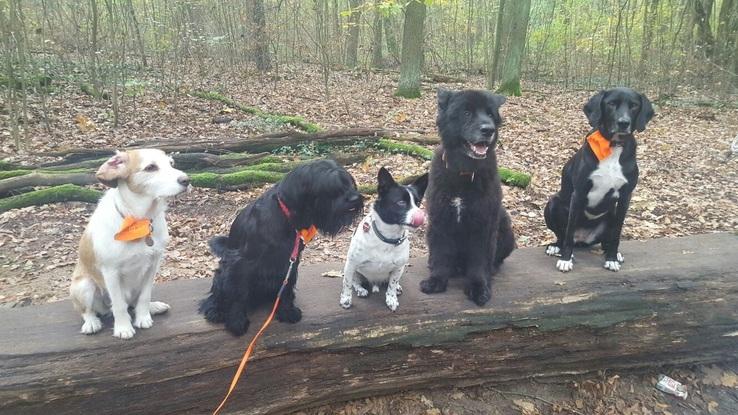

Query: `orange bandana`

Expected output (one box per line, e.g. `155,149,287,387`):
300,225,318,243
587,130,613,161
115,217,153,243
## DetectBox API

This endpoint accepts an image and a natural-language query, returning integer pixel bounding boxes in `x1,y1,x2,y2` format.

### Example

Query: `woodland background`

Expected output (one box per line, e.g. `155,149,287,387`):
2,1,738,414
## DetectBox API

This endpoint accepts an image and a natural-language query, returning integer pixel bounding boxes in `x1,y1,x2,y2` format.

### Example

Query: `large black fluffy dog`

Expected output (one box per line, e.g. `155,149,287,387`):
420,89,516,306
200,160,363,336
544,87,653,273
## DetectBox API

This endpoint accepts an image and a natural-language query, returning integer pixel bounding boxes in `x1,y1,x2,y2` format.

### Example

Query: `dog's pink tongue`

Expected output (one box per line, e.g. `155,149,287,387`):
410,209,426,227
472,144,488,155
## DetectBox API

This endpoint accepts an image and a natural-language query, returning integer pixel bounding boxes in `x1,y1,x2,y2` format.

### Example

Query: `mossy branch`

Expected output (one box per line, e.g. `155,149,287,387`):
0,184,102,213
189,170,285,189
191,90,320,133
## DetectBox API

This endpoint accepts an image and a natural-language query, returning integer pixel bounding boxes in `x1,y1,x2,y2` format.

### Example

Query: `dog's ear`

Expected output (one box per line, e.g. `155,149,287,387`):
583,90,607,128
635,92,654,132
410,173,429,202
96,151,131,188
437,89,454,112
485,92,506,125
377,167,396,194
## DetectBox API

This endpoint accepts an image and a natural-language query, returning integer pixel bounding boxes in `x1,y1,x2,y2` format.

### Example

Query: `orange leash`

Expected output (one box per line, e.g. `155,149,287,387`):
212,232,303,415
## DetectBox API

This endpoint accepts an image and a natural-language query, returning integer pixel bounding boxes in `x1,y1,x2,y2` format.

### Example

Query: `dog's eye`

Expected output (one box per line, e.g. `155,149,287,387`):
144,164,158,172
607,102,617,108
629,102,639,109
397,200,407,207
464,110,471,118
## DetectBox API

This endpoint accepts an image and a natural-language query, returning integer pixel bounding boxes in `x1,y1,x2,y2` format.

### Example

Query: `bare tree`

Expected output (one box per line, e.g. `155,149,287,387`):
396,0,426,98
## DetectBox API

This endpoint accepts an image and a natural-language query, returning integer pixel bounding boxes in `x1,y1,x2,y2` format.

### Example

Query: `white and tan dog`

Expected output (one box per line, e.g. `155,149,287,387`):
69,149,190,339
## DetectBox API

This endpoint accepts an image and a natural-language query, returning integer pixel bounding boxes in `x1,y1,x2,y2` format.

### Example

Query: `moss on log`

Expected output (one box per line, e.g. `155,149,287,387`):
0,170,32,180
0,184,102,213
499,167,531,188
0,172,97,194
189,170,285,189
191,90,320,133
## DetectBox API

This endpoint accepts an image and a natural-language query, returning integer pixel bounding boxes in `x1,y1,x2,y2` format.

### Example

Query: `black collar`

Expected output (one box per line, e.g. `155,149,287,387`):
442,151,475,182
371,219,407,246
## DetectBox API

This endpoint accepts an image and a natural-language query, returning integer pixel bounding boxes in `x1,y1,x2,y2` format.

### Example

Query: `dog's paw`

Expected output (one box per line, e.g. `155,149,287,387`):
556,258,574,272
545,245,561,256
276,305,302,324
225,317,250,336
372,284,380,294
355,286,369,297
113,323,136,339
339,292,352,309
149,301,170,315
420,277,447,294
616,252,624,263
465,283,491,306
396,284,403,296
385,293,399,312
80,317,103,334
604,260,621,272
134,314,154,329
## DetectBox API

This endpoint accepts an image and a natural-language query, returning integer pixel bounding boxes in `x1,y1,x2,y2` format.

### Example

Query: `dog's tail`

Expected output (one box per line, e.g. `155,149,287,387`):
208,235,230,257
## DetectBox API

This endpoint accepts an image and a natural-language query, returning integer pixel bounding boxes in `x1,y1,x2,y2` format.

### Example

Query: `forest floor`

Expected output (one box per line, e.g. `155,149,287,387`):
1,64,737,414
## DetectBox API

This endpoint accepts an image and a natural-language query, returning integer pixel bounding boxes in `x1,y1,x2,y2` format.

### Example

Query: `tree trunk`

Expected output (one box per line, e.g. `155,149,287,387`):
692,0,716,58
251,0,271,71
487,0,506,89
370,0,383,68
496,0,531,96
717,0,737,69
1,234,737,415
638,0,660,76
384,14,400,64
396,0,426,98
345,0,362,68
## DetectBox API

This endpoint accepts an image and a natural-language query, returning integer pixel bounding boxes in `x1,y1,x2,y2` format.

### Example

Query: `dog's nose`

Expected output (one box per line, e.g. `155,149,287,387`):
617,119,631,130
178,175,190,187
480,125,496,136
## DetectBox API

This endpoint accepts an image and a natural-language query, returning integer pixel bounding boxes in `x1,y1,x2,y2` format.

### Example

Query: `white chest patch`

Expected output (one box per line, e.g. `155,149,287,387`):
587,147,627,208
451,197,463,223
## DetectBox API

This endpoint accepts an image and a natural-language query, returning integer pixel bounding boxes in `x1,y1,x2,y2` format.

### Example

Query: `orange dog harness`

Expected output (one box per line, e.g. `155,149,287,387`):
587,130,613,161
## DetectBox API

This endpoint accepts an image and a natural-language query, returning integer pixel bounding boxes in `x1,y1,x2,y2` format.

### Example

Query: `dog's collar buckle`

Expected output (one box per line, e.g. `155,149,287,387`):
371,219,406,246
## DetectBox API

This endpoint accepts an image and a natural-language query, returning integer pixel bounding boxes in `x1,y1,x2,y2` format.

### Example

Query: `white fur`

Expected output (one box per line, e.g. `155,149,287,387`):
451,197,463,223
70,149,187,339
556,255,574,272
587,146,627,208
340,192,421,312
545,245,561,256
573,222,607,245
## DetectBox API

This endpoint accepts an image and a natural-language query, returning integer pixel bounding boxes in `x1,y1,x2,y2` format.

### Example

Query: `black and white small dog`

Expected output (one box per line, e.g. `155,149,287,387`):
340,167,428,311
200,160,363,336
420,89,516,306
544,87,654,272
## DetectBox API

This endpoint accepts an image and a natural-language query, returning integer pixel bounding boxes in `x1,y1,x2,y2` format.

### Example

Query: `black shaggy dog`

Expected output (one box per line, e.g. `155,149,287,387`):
420,89,516,306
200,160,363,336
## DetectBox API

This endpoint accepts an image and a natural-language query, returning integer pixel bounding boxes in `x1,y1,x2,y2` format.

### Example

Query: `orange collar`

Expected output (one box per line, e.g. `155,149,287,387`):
587,130,613,161
115,216,153,245
278,198,317,243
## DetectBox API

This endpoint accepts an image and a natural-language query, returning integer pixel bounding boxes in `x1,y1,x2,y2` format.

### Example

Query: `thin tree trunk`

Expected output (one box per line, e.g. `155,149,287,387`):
396,0,426,98
488,0,506,89
384,14,400,64
496,0,531,96
370,0,383,68
251,0,271,71
345,0,362,67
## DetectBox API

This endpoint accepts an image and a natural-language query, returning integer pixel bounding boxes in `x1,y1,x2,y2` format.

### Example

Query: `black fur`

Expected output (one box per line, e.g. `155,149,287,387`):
420,89,516,306
199,160,363,336
544,87,654,267
375,167,429,226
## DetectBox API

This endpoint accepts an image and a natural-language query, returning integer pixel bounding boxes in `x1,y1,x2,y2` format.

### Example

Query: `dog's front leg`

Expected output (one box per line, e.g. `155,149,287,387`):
102,268,136,339
421,227,453,294
340,261,362,308
385,266,405,312
603,190,633,272
276,273,302,324
464,230,495,306
557,192,586,272
133,259,169,329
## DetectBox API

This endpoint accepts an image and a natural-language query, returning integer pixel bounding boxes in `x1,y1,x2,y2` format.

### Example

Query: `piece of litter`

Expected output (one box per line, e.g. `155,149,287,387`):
321,270,342,278
656,374,688,399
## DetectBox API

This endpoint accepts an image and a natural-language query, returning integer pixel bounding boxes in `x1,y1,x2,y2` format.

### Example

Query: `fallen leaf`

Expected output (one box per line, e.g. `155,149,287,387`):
513,399,538,415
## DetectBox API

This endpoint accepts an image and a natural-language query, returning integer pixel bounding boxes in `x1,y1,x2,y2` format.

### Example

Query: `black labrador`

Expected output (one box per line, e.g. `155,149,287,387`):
544,87,654,272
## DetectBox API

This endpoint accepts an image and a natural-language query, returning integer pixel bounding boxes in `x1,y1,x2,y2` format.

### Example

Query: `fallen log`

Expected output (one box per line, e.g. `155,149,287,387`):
44,128,432,164
0,184,102,213
0,172,96,194
1,234,736,414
